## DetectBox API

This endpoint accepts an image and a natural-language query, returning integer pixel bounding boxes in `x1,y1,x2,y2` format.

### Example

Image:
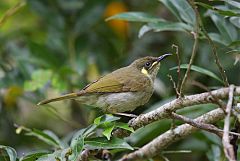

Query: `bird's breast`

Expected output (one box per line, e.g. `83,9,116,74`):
76,90,153,113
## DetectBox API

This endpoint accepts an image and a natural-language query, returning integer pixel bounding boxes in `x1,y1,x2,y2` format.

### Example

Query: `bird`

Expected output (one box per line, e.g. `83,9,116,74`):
37,54,171,114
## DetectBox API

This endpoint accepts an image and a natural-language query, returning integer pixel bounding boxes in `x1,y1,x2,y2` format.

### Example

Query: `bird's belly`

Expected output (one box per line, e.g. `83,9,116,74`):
76,92,152,113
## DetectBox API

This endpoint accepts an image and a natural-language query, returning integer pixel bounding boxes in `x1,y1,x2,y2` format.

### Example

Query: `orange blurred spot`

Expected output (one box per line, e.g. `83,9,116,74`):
104,1,129,39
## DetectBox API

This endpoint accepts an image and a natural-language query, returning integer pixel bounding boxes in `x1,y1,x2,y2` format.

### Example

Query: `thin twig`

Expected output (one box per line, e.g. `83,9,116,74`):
170,112,222,137
222,85,235,161
172,44,181,98
170,112,240,138
197,20,229,86
167,74,180,98
179,0,200,96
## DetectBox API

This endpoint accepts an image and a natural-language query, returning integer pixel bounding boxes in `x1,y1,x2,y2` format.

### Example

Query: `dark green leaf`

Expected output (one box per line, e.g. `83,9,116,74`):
20,151,49,161
0,146,17,161
116,122,134,133
84,137,134,150
106,12,163,23
196,2,240,16
170,64,223,83
208,33,229,46
160,0,195,25
17,127,63,148
207,12,238,43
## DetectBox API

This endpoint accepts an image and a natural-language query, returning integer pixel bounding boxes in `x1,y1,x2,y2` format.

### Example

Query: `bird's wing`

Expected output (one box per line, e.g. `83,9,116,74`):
84,67,150,93
83,74,127,93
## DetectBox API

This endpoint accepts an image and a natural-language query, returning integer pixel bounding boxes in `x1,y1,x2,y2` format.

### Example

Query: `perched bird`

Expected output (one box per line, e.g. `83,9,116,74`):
37,54,171,114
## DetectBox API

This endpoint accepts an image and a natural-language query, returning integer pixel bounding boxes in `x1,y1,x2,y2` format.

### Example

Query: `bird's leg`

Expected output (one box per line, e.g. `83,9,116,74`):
115,112,138,118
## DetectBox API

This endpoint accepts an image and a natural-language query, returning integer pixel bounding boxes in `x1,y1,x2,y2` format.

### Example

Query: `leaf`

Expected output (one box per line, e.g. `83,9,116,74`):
84,137,134,150
222,0,240,9
170,64,223,84
24,69,52,91
106,12,163,23
160,0,195,25
69,136,84,161
36,150,63,161
207,12,238,43
20,151,49,161
43,130,67,148
116,122,134,133
16,126,63,149
196,2,240,16
138,21,192,37
102,124,115,140
230,17,240,28
94,114,120,126
208,33,229,46
0,145,17,161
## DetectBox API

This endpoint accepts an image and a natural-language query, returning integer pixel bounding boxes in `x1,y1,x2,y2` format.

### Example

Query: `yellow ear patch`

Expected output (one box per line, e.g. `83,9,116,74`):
141,67,149,76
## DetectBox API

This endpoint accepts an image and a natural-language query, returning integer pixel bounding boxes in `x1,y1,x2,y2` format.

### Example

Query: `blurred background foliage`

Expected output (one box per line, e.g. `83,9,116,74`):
0,0,239,160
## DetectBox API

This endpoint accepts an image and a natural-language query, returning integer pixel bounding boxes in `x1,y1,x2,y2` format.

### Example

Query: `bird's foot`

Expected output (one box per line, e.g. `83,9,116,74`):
115,113,138,118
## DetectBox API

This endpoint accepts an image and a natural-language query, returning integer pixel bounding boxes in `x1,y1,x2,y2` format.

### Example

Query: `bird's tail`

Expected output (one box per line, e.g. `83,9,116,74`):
37,92,83,106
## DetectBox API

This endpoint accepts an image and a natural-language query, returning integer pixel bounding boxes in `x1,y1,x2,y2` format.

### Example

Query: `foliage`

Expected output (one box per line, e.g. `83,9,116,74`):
0,0,239,161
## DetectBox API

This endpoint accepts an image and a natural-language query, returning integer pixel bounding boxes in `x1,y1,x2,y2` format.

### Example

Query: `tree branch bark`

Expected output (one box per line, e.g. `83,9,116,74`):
120,108,225,161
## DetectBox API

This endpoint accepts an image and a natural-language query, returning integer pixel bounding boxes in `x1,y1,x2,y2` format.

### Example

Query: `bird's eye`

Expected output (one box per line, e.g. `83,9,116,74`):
145,62,151,68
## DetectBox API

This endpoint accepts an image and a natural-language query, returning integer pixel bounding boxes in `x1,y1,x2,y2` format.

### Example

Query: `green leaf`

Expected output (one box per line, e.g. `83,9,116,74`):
138,21,192,37
84,137,134,150
160,0,195,25
20,151,49,161
51,74,68,92
230,17,240,28
0,146,17,161
208,33,229,46
26,129,62,148
223,0,240,9
207,12,238,43
106,12,163,23
94,114,120,125
170,64,223,84
24,69,52,91
116,122,134,133
36,149,65,161
69,135,84,161
102,124,115,140
17,126,63,149
196,2,240,16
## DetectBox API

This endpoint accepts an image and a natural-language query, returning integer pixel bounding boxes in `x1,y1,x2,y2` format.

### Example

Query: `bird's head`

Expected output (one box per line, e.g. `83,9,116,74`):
131,54,171,80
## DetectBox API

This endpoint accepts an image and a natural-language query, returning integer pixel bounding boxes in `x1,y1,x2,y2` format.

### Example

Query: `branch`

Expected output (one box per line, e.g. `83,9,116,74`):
222,85,235,161
113,86,240,137
129,86,240,129
120,108,225,161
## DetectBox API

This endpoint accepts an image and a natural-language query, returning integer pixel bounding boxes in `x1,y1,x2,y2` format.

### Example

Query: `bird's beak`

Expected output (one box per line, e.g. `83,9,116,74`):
157,53,172,62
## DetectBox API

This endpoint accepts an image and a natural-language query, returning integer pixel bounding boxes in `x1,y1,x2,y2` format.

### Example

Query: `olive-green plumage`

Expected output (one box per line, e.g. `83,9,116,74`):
37,54,171,113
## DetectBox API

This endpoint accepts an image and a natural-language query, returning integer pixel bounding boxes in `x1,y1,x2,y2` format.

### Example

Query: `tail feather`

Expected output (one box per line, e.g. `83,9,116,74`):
37,92,83,105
